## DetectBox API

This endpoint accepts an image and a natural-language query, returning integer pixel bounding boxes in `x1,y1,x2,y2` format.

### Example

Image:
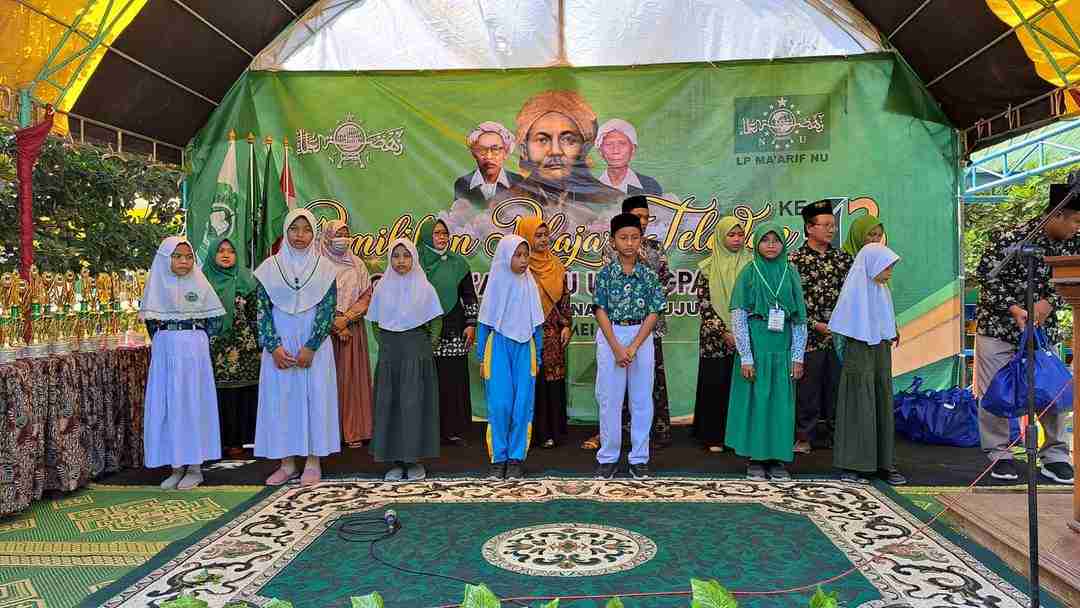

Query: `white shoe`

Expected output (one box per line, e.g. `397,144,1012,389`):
406,463,426,481
384,466,405,481
160,468,184,490
177,470,204,490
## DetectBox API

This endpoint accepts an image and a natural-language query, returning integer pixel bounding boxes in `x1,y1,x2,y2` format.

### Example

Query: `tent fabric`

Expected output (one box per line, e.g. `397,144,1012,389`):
4,0,1080,150
251,0,881,71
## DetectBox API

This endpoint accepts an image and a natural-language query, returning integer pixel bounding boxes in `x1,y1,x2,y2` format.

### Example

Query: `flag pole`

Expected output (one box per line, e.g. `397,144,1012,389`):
246,132,257,270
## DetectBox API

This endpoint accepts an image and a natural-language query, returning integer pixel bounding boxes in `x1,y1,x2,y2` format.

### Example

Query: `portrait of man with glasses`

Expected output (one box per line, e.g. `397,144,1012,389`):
453,121,523,208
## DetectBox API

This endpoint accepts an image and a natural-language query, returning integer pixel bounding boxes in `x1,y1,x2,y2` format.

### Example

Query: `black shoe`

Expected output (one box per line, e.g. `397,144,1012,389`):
990,460,1020,481
1041,462,1074,485
505,460,524,479
629,463,651,480
595,462,617,480
882,468,907,486
488,462,506,480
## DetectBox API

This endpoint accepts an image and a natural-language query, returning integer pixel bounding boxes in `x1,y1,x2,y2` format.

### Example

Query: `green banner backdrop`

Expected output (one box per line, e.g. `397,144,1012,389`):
184,54,961,422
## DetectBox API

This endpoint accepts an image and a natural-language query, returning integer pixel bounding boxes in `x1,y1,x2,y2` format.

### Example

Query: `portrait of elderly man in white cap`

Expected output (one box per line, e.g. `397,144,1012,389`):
453,121,523,207
507,90,622,207
596,119,663,196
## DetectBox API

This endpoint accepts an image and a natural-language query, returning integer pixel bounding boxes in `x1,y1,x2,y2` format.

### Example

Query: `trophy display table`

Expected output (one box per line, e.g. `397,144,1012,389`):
0,346,149,517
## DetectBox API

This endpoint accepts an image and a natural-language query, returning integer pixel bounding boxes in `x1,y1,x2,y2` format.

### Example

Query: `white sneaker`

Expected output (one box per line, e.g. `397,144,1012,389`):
160,468,184,490
406,463,426,481
177,470,203,490
384,466,405,481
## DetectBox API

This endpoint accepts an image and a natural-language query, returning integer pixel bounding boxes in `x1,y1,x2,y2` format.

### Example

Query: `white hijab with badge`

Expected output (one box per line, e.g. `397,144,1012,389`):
254,208,338,314
140,236,225,321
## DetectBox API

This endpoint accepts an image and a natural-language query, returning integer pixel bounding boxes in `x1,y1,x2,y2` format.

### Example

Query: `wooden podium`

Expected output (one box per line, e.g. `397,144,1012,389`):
1045,255,1080,533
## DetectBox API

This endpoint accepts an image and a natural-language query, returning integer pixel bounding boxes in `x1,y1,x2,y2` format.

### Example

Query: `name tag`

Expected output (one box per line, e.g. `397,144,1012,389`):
768,305,785,332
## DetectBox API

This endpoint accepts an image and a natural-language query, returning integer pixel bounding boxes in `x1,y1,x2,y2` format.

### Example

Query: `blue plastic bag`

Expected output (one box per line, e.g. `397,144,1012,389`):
981,328,1074,418
894,377,980,447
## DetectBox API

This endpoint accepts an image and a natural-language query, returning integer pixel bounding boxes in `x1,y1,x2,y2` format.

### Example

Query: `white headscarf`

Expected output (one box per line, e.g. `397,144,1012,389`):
828,243,900,346
367,238,443,331
139,236,225,321
254,208,338,314
478,235,545,343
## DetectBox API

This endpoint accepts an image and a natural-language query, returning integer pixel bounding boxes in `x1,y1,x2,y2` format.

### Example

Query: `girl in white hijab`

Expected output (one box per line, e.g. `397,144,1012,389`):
367,238,443,481
253,208,340,486
828,243,906,486
475,234,545,480
140,236,225,490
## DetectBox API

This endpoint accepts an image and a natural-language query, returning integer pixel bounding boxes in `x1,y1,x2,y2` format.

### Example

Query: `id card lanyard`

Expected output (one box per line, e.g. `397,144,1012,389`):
751,261,788,332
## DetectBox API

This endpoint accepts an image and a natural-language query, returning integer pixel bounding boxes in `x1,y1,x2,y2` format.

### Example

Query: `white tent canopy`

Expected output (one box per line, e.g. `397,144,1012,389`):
253,0,883,72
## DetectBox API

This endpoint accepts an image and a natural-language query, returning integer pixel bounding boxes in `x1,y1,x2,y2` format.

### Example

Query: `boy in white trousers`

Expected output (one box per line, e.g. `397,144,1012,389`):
593,212,667,479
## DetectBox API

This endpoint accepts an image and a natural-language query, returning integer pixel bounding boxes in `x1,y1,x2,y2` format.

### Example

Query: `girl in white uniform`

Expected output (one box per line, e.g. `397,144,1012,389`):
140,237,225,490
254,209,340,486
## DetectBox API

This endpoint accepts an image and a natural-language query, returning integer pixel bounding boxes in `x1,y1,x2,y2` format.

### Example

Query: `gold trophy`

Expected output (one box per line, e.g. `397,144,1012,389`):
77,268,98,352
96,272,117,349
25,265,50,358
0,273,17,363
58,271,77,352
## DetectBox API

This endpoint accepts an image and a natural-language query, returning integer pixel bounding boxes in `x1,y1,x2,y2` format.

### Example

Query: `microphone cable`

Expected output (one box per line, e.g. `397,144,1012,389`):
334,510,532,608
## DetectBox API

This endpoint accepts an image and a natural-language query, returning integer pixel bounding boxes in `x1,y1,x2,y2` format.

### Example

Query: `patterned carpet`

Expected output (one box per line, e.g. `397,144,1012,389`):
84,478,1059,608
0,484,264,608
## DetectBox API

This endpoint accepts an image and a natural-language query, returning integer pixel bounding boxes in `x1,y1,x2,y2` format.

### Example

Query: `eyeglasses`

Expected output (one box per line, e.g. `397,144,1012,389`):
471,145,505,157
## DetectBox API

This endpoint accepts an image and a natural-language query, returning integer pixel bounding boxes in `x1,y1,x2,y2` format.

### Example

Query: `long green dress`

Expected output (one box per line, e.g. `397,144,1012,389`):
724,222,808,463
833,338,895,472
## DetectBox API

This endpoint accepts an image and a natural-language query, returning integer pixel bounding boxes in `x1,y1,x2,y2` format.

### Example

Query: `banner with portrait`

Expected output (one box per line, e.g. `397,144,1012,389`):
183,53,961,422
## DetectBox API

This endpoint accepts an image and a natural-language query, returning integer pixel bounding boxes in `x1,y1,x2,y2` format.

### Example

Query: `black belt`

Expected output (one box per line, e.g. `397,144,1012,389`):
163,320,198,331
612,318,645,327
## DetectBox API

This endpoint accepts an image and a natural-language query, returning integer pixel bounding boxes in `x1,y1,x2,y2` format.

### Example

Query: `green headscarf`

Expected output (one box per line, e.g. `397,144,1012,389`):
730,221,807,323
698,216,752,325
418,219,471,313
842,215,884,257
202,238,258,330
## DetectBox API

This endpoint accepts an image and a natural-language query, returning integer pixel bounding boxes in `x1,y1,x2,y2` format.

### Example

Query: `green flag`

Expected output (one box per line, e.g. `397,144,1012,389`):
246,135,260,269
196,133,242,265
257,138,289,262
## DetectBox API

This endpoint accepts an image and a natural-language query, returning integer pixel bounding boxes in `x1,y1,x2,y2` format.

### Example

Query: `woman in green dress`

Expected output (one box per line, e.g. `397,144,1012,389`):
203,238,261,458
725,222,808,481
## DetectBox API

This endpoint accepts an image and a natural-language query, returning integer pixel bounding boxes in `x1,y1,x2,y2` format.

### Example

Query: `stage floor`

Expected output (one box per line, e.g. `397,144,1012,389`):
98,424,1074,489
85,478,1061,608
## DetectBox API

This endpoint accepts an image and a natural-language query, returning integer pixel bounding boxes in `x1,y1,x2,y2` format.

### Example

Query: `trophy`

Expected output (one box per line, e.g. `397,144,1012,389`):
24,265,50,358
57,271,77,352
0,273,19,363
97,272,118,349
77,268,98,352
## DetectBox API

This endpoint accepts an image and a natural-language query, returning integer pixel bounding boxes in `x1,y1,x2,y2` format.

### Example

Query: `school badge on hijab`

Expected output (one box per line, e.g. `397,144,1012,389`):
184,291,199,302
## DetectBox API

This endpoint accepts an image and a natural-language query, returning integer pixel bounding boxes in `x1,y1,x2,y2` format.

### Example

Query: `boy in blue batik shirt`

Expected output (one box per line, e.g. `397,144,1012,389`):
593,212,667,480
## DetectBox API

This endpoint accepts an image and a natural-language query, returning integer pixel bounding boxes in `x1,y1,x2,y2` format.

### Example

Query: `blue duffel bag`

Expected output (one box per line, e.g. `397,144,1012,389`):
894,377,980,447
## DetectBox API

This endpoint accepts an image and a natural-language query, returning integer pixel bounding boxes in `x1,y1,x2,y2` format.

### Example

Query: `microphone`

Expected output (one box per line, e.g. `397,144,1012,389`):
384,509,400,532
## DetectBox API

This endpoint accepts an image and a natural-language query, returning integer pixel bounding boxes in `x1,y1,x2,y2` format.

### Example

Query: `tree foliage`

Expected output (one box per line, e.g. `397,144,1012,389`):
963,165,1077,284
0,124,184,273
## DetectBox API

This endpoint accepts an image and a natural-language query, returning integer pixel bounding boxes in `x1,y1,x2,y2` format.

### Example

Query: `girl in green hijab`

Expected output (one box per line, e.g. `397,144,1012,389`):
202,238,261,458
418,219,478,445
725,222,808,481
842,215,885,257
692,216,751,452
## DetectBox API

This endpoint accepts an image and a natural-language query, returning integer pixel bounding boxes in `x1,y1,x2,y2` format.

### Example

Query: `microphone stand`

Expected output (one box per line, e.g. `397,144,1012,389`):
987,176,1080,608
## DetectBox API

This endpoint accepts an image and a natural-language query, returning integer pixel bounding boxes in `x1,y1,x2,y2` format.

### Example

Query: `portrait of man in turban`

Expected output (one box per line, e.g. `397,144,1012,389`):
596,118,663,196
507,90,623,207
453,121,523,207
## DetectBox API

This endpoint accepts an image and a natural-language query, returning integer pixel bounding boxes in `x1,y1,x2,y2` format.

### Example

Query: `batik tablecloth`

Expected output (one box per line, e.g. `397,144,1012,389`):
0,346,149,517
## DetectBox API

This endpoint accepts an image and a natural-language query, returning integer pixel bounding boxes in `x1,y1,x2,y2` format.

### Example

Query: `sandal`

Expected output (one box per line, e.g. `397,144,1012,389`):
300,466,322,486
581,434,601,450
266,467,299,486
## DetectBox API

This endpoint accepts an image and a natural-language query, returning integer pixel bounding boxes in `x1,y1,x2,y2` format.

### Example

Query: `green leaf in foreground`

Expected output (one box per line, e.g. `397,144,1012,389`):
690,578,738,608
